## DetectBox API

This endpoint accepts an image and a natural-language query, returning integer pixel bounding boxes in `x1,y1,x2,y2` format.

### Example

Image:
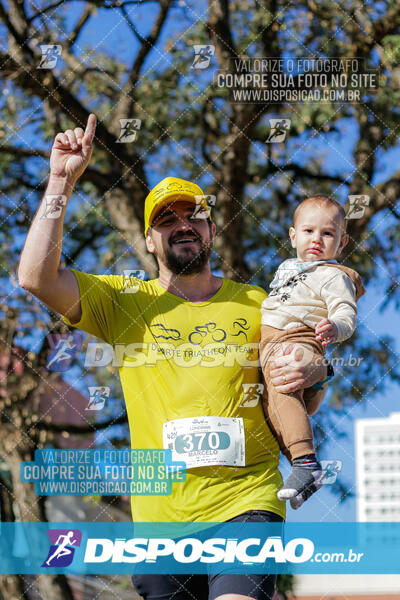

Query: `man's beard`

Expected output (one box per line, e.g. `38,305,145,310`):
165,236,213,275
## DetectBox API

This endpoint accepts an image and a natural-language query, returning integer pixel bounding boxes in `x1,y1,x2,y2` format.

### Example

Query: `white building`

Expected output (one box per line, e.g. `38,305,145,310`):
290,413,400,599
355,412,400,522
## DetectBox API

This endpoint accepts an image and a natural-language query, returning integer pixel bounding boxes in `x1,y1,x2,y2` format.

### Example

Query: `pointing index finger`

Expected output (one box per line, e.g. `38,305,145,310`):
82,113,97,147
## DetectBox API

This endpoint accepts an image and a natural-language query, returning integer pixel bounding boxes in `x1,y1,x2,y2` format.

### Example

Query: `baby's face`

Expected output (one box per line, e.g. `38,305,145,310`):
289,203,348,261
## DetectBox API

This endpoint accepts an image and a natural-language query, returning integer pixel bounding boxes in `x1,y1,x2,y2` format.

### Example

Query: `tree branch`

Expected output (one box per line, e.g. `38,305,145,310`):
206,0,253,281
207,0,238,70
115,0,173,119
119,4,145,43
255,0,280,60
87,0,161,6
67,4,95,46
0,0,30,50
1,176,46,193
64,223,111,265
28,0,67,23
0,52,119,154
0,143,111,188
371,7,400,46
250,162,347,184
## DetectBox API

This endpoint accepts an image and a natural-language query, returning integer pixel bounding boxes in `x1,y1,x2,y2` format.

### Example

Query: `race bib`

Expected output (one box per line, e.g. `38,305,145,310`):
163,416,245,468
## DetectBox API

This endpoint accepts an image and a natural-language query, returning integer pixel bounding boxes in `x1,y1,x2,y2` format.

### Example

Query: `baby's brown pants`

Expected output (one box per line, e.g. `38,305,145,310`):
260,324,325,463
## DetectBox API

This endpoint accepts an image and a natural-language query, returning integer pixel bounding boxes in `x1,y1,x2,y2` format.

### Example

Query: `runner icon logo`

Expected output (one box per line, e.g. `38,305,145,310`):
266,118,291,143
37,44,62,69
320,460,342,485
191,45,215,69
42,529,82,567
86,386,111,411
345,195,370,220
240,383,264,407
46,333,83,372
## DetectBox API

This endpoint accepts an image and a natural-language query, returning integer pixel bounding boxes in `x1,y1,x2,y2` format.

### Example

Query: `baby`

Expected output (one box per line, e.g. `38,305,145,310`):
260,195,365,509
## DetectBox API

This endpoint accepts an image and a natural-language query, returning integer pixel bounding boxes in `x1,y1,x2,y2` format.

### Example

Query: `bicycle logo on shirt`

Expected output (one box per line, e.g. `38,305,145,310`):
188,322,227,345
187,318,251,345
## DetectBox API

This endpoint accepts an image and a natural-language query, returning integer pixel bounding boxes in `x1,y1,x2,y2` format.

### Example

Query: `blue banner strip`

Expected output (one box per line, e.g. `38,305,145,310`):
1,522,399,574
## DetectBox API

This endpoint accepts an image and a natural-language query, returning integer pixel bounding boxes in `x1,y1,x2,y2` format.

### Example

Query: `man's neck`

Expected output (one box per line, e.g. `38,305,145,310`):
158,266,223,302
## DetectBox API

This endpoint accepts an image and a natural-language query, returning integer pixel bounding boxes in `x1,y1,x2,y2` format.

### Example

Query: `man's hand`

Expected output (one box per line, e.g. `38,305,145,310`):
315,318,338,345
269,343,327,393
49,113,97,183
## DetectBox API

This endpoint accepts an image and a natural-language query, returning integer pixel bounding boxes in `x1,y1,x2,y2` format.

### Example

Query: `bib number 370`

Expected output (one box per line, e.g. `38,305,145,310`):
179,431,229,452
163,416,245,468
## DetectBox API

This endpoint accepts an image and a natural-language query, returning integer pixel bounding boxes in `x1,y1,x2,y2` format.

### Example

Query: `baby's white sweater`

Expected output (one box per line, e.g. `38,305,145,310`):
261,264,357,342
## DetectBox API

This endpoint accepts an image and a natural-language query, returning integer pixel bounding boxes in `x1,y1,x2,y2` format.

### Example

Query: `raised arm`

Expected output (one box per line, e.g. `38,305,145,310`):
18,114,97,323
318,273,357,343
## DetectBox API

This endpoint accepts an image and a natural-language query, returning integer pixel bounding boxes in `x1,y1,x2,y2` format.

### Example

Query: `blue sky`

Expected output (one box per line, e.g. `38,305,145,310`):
286,283,400,523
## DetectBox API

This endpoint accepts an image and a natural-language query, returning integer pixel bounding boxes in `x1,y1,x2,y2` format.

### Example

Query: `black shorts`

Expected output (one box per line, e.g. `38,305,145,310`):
132,510,284,600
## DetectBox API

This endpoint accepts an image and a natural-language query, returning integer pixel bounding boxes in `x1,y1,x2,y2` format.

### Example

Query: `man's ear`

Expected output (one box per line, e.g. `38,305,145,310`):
210,221,216,241
145,233,155,254
289,226,296,248
338,233,349,253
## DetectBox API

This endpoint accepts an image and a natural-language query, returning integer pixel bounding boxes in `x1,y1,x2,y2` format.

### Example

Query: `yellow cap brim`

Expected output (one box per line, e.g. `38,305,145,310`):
145,193,210,235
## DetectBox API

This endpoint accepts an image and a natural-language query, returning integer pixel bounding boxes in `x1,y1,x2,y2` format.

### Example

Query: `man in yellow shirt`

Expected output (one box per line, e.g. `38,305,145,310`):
19,114,329,600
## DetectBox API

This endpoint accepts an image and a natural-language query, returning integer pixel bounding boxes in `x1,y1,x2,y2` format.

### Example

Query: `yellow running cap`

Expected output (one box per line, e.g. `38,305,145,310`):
144,176,210,235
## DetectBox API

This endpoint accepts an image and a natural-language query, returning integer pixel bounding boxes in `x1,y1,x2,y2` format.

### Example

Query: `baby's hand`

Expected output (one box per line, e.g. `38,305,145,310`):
315,319,338,345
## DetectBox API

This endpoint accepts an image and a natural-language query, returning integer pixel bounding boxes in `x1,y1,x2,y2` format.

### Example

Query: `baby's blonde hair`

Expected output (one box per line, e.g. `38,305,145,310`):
293,195,347,231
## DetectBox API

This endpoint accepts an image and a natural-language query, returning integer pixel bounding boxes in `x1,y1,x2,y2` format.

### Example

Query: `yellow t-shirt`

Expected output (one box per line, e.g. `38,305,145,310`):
61,270,285,522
